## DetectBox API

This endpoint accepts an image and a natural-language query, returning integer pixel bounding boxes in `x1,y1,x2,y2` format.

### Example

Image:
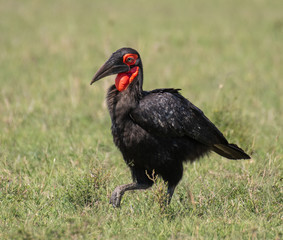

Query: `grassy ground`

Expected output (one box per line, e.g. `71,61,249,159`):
0,0,282,239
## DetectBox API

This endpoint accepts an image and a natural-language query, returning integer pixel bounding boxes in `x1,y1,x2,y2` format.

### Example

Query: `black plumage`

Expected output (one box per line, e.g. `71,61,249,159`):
91,47,250,207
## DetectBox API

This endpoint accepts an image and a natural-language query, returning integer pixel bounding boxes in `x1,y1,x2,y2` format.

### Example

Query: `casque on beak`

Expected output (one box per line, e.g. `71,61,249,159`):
90,55,129,85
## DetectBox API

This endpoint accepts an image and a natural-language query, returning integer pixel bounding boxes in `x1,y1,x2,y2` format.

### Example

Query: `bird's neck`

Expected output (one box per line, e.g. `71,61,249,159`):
115,66,139,91
127,67,143,97
114,68,143,98
106,68,143,122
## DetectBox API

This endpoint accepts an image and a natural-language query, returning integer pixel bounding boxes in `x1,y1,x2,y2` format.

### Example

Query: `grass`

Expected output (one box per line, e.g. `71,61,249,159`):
0,0,282,239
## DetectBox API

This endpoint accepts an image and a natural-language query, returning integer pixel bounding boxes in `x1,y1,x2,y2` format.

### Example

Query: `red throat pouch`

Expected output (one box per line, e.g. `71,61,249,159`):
115,66,139,91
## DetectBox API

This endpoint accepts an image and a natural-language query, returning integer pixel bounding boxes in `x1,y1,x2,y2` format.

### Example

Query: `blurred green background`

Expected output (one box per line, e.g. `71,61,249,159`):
0,0,282,239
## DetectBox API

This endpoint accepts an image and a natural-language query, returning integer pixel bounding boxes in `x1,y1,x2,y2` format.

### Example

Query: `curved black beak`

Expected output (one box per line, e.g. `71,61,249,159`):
90,56,129,85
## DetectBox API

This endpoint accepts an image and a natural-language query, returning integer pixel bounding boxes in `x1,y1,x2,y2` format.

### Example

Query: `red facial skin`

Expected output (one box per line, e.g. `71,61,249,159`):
115,54,139,91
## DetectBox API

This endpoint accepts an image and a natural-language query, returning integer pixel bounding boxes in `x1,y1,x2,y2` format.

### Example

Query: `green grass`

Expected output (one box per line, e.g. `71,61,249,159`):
0,0,282,239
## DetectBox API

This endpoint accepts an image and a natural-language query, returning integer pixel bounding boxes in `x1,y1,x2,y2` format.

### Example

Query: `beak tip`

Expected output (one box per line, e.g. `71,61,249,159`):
90,77,98,85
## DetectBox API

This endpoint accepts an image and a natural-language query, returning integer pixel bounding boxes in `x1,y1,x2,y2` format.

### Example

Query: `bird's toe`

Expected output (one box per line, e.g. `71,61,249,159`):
109,190,121,208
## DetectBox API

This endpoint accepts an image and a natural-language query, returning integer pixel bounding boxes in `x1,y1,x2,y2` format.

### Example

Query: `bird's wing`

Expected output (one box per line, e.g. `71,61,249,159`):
130,90,228,146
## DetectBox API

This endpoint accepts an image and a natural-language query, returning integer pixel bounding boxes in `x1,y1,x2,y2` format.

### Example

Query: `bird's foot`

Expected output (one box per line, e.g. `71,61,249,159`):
109,183,152,208
109,188,122,208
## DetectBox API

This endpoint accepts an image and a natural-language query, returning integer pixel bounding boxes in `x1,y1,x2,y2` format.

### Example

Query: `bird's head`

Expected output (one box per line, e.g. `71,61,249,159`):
90,48,142,91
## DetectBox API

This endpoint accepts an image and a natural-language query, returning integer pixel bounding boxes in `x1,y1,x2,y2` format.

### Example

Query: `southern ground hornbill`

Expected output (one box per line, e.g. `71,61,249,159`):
90,47,250,207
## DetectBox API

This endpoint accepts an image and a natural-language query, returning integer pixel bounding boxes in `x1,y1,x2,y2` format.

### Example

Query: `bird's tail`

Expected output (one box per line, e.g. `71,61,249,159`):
212,143,250,160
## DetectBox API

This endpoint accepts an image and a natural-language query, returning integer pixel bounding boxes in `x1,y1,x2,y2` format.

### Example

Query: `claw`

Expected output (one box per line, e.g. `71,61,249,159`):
109,189,122,208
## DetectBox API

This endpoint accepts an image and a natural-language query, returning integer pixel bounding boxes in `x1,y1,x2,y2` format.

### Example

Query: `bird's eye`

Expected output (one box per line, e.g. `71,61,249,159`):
123,53,138,65
126,57,134,63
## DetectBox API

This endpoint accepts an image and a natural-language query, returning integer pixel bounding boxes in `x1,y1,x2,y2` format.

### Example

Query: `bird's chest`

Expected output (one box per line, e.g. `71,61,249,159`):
110,102,143,151
107,88,143,149
111,120,140,149
111,119,155,168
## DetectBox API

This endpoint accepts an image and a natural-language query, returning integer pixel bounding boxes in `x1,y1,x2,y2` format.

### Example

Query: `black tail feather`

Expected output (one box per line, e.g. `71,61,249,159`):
212,143,250,160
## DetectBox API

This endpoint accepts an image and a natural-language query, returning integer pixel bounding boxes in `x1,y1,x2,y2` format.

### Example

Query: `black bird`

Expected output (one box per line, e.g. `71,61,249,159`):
90,47,250,207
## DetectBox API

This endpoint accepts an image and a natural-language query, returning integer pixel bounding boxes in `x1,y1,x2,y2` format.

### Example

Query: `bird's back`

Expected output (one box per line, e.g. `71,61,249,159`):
131,88,228,145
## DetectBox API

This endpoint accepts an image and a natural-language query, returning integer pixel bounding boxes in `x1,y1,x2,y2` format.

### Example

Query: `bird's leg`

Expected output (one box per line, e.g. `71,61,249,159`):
166,184,176,205
110,182,151,208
